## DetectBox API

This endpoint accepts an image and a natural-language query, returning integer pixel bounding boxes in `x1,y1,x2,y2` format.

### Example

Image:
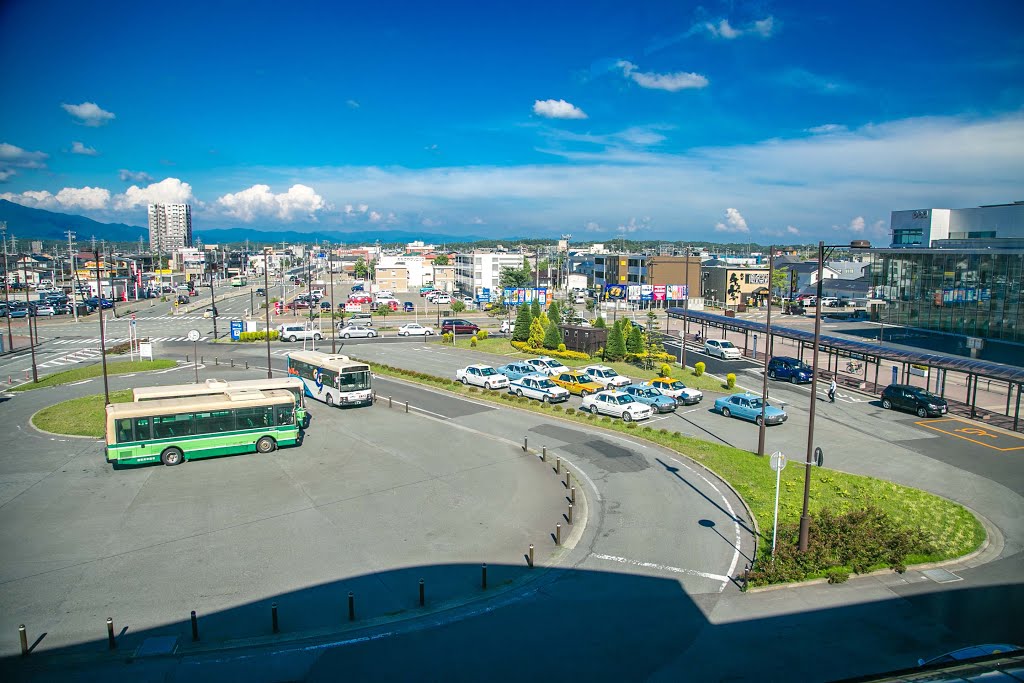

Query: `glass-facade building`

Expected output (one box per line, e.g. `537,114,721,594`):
871,244,1024,345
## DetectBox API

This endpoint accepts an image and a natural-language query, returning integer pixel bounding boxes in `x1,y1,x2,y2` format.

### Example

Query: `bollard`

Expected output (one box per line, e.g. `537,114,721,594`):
348,592,355,621
556,457,561,474
245,361,249,369
405,401,409,413
556,523,562,546
571,486,576,504
215,357,219,366
419,579,425,607
481,563,488,590
568,503,573,524
389,395,393,408
271,602,279,633
565,471,570,488
191,610,199,642
186,354,189,363
106,617,116,650
19,624,28,657
230,359,234,367
201,356,204,364
542,446,547,462
523,436,528,452
528,544,534,568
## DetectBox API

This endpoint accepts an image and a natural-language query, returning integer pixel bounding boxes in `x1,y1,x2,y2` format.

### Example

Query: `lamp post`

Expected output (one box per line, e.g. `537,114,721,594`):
209,280,218,340
329,247,337,353
1,224,14,352
94,246,110,406
19,254,39,382
682,244,690,372
263,249,272,378
757,246,775,457
798,239,871,552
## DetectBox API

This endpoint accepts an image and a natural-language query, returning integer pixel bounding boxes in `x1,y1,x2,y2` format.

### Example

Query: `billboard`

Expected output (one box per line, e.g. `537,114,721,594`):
603,284,627,300
503,287,548,305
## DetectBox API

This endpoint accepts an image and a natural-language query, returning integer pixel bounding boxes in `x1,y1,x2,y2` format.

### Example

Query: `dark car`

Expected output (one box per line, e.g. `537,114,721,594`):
176,294,190,304
85,297,114,309
441,318,480,335
255,288,266,297
881,384,948,418
320,300,332,310
767,356,813,384
351,284,364,292
783,302,805,315
403,301,415,312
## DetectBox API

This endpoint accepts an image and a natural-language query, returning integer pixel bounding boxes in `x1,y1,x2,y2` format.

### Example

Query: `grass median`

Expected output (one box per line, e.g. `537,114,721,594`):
10,359,177,392
31,389,133,437
360,358,985,587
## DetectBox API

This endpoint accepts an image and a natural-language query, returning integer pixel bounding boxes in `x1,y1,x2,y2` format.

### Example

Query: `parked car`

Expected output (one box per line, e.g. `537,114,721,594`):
641,377,703,405
278,323,323,342
203,307,218,318
622,384,677,413
508,374,570,403
704,338,742,359
337,325,377,339
255,287,266,296
499,320,515,334
526,356,570,377
918,643,1022,667
319,300,332,310
403,301,415,312
348,294,373,305
456,364,510,390
582,364,631,389
398,323,435,336
496,362,536,381
8,307,28,319
551,371,603,397
441,318,480,335
580,390,654,422
714,392,787,425
287,299,311,310
33,305,57,317
85,297,114,309
351,283,364,292
432,294,452,305
346,313,374,327
374,299,399,312
767,357,813,384
820,297,840,307
881,384,948,417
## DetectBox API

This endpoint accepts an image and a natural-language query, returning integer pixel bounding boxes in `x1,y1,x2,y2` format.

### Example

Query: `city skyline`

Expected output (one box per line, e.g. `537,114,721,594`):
1,0,1022,242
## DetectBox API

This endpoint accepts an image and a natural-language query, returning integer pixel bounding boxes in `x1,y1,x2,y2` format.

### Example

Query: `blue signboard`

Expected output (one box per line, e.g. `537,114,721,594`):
603,284,627,300
477,287,491,303
230,319,243,341
503,287,547,305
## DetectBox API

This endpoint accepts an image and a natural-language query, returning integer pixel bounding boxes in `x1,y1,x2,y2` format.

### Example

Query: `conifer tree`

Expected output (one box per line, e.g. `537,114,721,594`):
543,317,563,350
512,304,532,342
626,324,644,353
531,298,542,320
528,317,545,348
548,300,560,325
605,322,627,360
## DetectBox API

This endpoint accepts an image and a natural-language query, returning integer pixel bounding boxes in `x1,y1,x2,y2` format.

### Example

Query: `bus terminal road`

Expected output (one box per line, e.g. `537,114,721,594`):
1,303,1023,680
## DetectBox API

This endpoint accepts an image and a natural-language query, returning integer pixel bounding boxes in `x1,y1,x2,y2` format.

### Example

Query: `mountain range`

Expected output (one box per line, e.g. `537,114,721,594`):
0,200,491,247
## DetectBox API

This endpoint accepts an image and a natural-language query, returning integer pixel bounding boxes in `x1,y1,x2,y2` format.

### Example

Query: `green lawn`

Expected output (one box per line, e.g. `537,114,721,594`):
31,390,133,437
444,336,736,394
358,359,985,579
11,360,177,392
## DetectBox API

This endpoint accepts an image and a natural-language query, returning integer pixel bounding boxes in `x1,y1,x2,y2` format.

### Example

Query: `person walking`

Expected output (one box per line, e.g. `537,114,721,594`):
828,377,837,403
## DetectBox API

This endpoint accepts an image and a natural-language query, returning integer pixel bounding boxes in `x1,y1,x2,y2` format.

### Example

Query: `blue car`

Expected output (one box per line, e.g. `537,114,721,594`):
767,356,813,384
8,307,28,319
714,392,788,426
496,362,536,381
622,384,677,413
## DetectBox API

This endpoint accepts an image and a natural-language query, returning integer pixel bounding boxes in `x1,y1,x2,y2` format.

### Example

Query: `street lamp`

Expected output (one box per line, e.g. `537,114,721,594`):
263,248,272,378
329,246,337,353
798,239,871,552
757,246,775,457
94,246,110,405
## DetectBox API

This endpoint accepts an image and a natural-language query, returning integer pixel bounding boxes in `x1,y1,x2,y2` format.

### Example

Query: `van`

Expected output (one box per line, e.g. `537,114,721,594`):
347,312,373,327
277,323,323,342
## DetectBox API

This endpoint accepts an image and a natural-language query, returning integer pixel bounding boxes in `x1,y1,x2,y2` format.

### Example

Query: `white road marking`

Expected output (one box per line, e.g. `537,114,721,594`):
592,553,729,582
68,379,93,386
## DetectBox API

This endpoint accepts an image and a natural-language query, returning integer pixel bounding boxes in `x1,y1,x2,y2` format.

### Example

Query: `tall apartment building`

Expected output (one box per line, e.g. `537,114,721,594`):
148,204,193,255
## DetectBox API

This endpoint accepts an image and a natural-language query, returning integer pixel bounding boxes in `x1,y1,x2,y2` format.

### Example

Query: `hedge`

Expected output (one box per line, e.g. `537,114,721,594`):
510,340,590,360
237,331,280,342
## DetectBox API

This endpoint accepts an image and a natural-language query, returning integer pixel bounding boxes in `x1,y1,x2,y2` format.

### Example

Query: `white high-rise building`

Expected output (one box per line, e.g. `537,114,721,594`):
148,204,193,255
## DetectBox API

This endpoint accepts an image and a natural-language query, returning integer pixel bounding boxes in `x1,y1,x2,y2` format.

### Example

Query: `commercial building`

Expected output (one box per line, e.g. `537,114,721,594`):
453,251,523,298
871,202,1024,363
148,204,193,254
700,263,771,308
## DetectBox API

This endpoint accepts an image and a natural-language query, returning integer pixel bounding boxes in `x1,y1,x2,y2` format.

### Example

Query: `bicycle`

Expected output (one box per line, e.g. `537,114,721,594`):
846,360,863,373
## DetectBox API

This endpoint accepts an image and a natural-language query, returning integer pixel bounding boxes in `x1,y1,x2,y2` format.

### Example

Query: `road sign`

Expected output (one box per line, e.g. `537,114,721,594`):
770,451,786,471
139,342,153,360
770,451,786,557
230,320,243,341
187,329,201,343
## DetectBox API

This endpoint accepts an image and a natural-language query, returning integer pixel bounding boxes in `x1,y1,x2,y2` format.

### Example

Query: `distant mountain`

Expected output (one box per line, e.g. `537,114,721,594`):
0,200,494,246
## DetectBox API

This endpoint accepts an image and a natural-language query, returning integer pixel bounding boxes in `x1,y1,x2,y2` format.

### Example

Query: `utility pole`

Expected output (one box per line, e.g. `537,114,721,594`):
66,230,79,321
1,223,13,352
329,245,337,353
92,238,110,405
20,253,39,381
263,249,273,377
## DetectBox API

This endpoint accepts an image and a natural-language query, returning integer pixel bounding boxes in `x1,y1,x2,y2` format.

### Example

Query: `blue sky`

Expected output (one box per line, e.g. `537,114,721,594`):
1,0,1022,243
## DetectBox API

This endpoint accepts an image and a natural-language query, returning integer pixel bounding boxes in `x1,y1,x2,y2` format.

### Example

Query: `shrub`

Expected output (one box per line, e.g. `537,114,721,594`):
470,335,478,347
642,426,652,432
726,372,736,389
826,568,850,584
477,329,488,340
601,417,612,424
551,405,563,412
625,422,638,429
565,408,576,415
509,341,589,360
694,361,706,377
558,343,566,353
660,363,672,377
237,331,280,342
659,428,669,434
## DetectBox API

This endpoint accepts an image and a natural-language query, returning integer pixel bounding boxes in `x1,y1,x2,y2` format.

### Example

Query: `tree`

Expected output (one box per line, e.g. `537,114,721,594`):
531,298,541,319
451,299,466,313
528,317,545,348
548,300,560,325
626,324,644,354
499,265,531,288
353,257,369,279
593,314,606,328
512,304,532,342
605,322,627,360
643,310,666,369
772,266,789,300
374,303,392,323
543,317,563,350
432,254,450,266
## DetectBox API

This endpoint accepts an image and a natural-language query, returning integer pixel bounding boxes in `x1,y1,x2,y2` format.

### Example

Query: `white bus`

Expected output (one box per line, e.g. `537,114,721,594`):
231,276,247,287
133,378,308,425
286,350,372,407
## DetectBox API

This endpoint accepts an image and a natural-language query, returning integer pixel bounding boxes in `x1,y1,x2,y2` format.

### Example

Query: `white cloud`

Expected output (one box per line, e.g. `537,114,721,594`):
0,186,111,211
346,99,360,109
70,141,98,156
584,221,602,231
0,142,48,181
61,101,116,127
776,68,851,94
119,169,153,183
617,61,708,91
216,183,325,222
807,124,847,135
714,208,750,233
115,178,196,210
533,99,588,119
848,216,866,233
700,16,776,39
786,225,801,235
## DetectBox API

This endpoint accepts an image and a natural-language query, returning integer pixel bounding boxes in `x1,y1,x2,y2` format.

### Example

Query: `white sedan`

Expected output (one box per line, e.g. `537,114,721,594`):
499,320,515,334
456,364,510,390
398,323,435,336
508,374,570,403
580,390,654,422
704,338,742,359
583,365,631,389
525,357,570,377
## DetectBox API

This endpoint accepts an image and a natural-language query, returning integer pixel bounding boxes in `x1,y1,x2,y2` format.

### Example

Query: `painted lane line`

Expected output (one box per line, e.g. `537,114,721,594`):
592,553,729,582
668,455,742,592
68,379,93,385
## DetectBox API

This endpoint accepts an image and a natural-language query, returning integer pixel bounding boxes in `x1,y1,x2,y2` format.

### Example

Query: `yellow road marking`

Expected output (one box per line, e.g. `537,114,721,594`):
914,417,1024,452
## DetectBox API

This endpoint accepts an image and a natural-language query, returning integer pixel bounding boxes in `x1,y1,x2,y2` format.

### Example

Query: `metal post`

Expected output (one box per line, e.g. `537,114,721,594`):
271,602,279,633
264,250,273,378
682,244,690,370
348,591,355,621
19,624,28,656
94,247,109,404
523,436,528,452
556,457,561,474
556,523,561,545
418,579,425,606
481,563,488,590
193,341,199,383
329,248,337,353
528,544,534,567
106,617,116,649
799,242,826,553
191,610,199,641
542,445,547,461
758,247,774,456
568,503,573,524
209,281,218,340
1,224,13,352
571,486,576,504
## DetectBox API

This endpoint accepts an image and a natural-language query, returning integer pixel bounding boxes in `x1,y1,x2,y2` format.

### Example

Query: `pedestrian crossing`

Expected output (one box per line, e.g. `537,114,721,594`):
28,348,103,370
48,336,210,345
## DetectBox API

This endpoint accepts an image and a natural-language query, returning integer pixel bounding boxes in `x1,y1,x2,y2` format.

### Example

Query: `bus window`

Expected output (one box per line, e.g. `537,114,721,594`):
153,413,194,439
236,406,272,429
134,417,152,440
194,409,235,434
275,404,295,426
116,419,134,444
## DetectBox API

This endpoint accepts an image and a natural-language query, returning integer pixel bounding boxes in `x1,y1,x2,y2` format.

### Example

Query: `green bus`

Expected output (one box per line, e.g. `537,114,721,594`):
105,389,304,467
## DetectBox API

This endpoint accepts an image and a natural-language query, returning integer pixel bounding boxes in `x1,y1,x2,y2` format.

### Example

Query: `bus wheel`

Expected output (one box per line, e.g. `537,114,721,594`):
256,436,277,453
161,447,184,466
326,394,335,406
